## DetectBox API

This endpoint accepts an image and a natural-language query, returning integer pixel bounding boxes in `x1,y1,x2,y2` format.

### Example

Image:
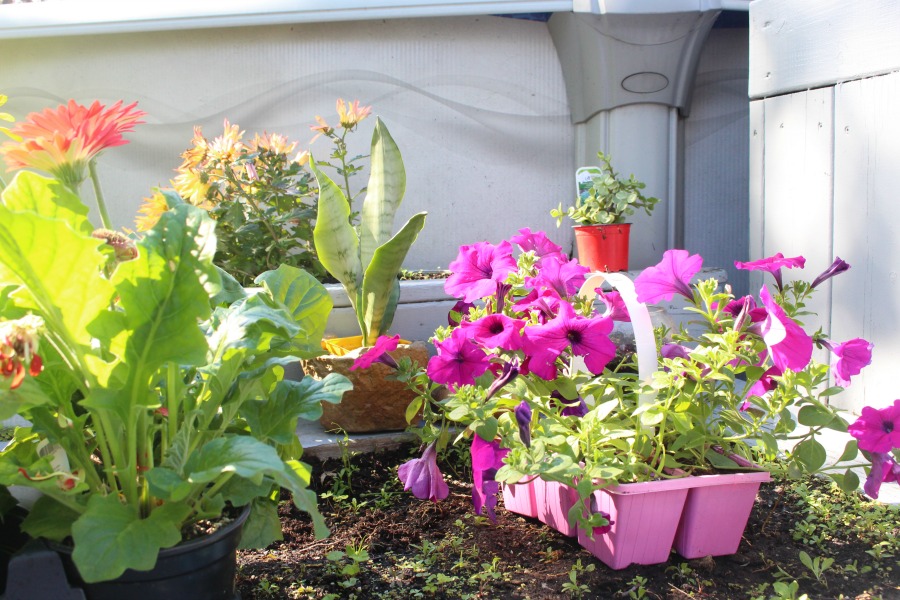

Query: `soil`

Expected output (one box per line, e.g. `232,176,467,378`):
236,445,900,600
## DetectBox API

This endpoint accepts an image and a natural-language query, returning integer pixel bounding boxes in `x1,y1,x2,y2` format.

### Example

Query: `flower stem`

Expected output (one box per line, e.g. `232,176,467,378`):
88,159,114,230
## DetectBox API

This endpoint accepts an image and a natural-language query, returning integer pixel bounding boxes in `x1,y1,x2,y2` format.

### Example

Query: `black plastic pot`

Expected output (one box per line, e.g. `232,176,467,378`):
0,506,30,596
29,507,249,600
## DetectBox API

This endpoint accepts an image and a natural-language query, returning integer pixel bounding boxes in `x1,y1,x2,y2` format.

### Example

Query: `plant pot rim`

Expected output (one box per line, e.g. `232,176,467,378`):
601,469,771,496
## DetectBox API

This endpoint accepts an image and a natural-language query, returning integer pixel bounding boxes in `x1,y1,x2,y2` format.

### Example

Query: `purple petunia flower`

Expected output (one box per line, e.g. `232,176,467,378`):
398,442,450,502
734,253,805,292
448,300,475,326
660,343,691,361
848,399,900,453
445,241,517,303
588,495,615,535
427,327,491,388
634,249,703,304
513,289,562,323
514,401,532,448
757,285,813,372
523,302,616,379
810,257,850,290
510,227,565,263
470,435,509,521
461,313,525,351
863,452,900,499
350,334,401,371
745,365,782,406
724,296,767,324
819,337,873,388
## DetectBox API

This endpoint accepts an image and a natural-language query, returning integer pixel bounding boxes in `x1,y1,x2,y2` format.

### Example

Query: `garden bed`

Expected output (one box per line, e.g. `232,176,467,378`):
236,445,899,599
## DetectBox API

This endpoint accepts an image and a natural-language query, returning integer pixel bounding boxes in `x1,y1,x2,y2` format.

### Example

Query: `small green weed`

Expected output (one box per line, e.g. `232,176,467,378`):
561,558,594,598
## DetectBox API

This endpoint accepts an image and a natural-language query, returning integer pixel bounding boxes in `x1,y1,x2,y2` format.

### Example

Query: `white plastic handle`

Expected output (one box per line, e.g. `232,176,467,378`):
574,273,658,429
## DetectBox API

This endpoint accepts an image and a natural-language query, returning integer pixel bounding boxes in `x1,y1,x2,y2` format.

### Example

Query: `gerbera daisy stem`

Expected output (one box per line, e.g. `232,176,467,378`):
88,159,114,230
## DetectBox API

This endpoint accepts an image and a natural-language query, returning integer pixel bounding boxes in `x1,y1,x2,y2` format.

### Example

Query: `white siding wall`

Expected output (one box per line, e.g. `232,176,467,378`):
0,16,573,270
749,1,900,412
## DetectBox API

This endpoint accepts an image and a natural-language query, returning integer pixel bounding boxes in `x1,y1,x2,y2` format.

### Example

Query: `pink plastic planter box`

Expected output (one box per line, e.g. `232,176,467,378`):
534,478,580,537
502,481,538,519
674,470,771,559
577,478,696,570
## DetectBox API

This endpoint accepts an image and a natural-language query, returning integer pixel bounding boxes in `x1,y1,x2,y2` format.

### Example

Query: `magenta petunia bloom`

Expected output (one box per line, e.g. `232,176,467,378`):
745,365,782,401
660,343,690,361
448,300,475,326
596,289,630,322
848,399,900,453
734,253,805,291
445,240,517,303
484,360,519,403
350,334,400,371
588,496,615,536
810,257,850,290
523,302,616,377
513,288,562,323
427,327,491,388
724,296,767,324
634,249,703,304
470,435,509,521
510,227,564,262
820,337,873,388
757,286,813,372
461,313,524,351
398,442,449,502
525,254,588,299
863,452,900,499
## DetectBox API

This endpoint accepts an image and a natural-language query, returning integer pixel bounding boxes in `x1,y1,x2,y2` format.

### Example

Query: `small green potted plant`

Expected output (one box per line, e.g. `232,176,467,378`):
0,98,349,597
304,108,428,433
551,151,660,272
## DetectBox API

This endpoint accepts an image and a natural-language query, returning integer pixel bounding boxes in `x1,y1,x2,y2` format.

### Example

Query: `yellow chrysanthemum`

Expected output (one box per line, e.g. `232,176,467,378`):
336,98,372,128
207,120,245,164
134,190,170,232
250,132,296,156
173,170,214,209
293,150,310,166
178,126,209,171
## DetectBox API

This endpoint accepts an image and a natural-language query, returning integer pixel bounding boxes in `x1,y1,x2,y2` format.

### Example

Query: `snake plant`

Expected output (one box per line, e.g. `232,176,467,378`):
311,117,427,347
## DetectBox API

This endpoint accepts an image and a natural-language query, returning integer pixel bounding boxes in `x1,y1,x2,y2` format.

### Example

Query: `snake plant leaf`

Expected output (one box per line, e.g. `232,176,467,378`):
360,118,406,270
360,211,427,343
311,159,361,308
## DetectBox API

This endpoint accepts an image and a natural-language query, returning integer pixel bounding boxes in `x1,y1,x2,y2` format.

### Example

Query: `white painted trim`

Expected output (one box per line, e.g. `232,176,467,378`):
575,0,748,14
0,0,572,39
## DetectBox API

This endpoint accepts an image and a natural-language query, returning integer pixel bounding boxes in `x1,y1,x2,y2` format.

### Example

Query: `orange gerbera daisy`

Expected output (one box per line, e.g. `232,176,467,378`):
0,99,145,189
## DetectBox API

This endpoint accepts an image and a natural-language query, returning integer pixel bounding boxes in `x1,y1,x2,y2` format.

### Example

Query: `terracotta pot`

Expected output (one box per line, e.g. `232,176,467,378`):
304,341,429,433
573,224,631,272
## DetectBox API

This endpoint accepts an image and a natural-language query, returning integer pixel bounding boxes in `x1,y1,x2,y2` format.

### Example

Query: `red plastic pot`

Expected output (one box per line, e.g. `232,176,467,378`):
573,224,631,272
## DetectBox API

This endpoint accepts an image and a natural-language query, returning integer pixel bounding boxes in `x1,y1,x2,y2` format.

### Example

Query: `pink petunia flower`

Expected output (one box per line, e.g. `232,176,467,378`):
350,334,401,371
444,241,517,303
634,249,703,304
757,286,813,372
470,435,509,521
427,327,491,387
819,337,873,388
460,313,524,351
510,227,565,263
596,289,630,322
522,302,616,378
742,365,782,410
848,399,900,453
398,442,450,502
525,254,588,299
862,452,900,499
513,289,563,323
734,253,805,292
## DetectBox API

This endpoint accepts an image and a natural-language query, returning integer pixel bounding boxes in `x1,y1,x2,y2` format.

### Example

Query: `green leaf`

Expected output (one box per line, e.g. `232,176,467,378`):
360,212,426,341
838,439,859,463
240,373,351,444
360,118,407,270
256,264,333,355
311,159,362,310
71,494,191,582
238,498,283,549
841,468,860,493
475,418,498,443
704,450,740,469
794,439,827,472
1,171,93,235
185,436,286,485
20,495,81,542
145,466,193,502
797,404,837,427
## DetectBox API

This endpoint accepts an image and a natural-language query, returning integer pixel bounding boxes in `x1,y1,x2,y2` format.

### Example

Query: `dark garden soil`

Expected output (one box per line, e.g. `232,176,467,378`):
236,445,900,600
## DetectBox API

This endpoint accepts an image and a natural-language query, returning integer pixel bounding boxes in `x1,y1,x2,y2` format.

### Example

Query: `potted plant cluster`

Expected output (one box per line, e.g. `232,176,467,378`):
0,98,349,598
303,106,429,433
366,229,875,570
551,152,660,273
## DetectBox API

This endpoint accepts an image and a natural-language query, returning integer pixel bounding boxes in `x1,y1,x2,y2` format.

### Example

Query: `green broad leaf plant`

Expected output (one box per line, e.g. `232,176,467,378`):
551,151,660,226
311,117,427,347
0,173,350,583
